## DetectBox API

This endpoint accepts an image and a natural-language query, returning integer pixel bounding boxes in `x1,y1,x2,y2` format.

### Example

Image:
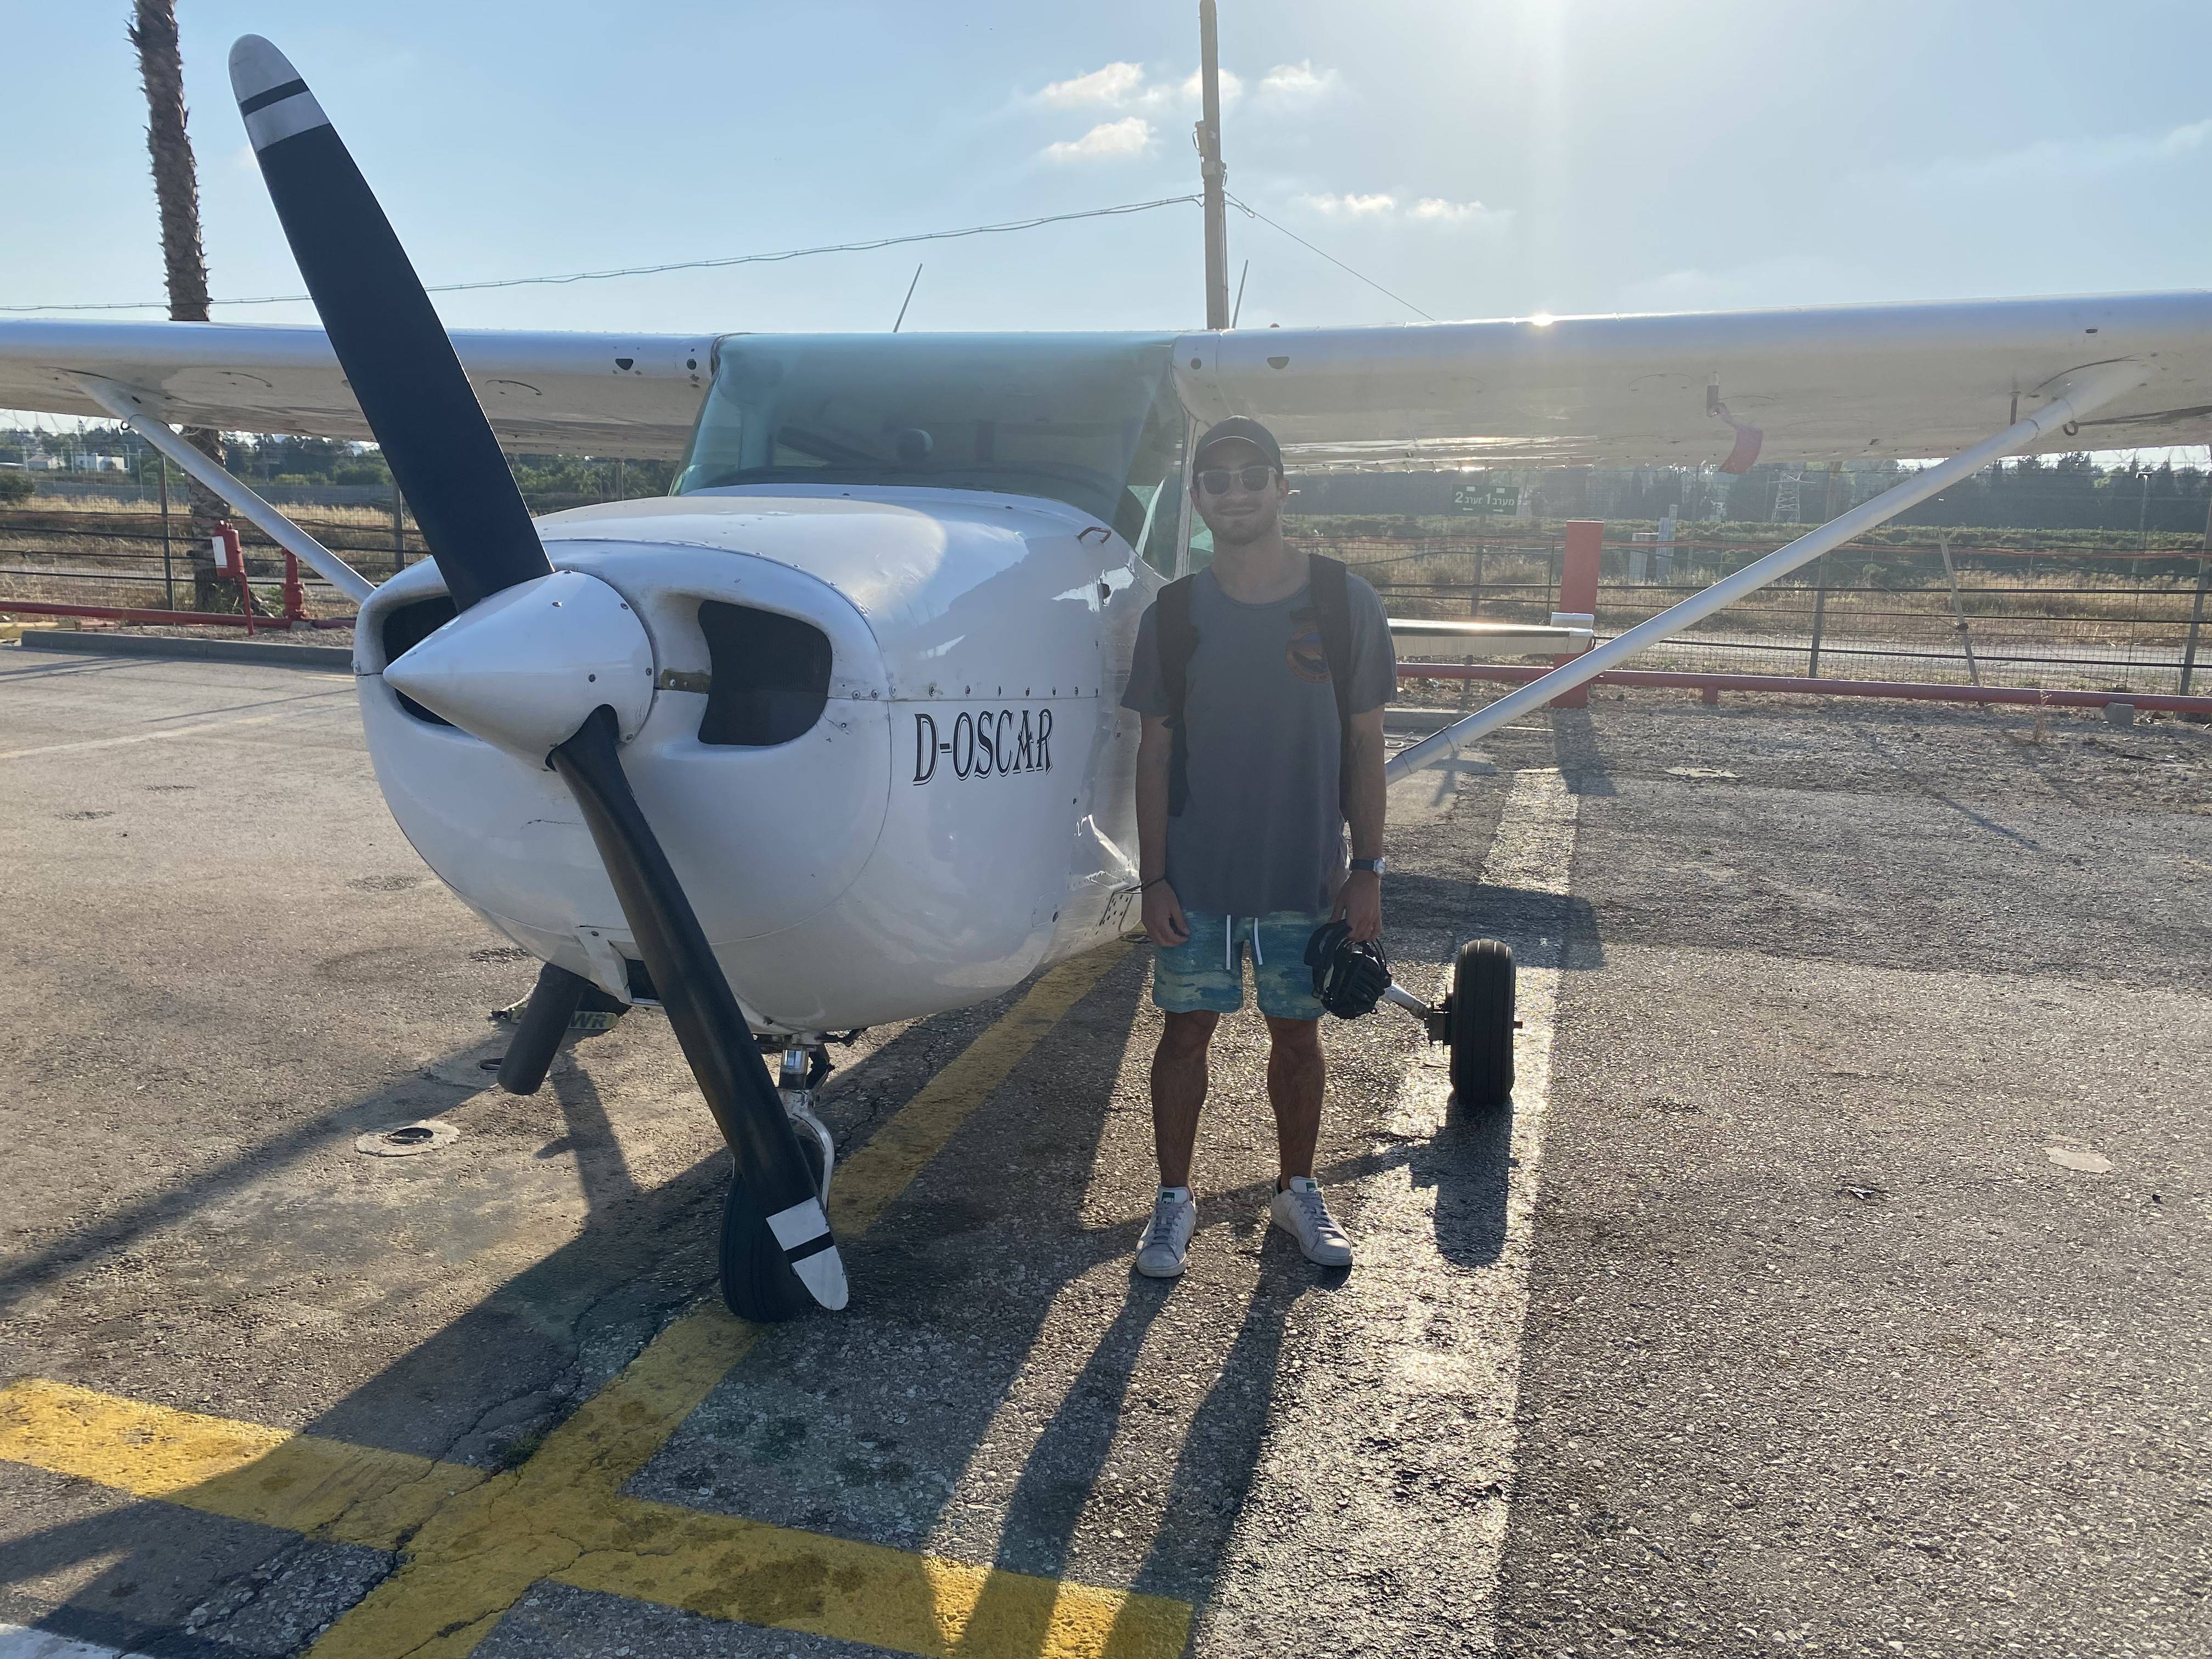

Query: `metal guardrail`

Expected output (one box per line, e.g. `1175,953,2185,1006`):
6,511,2209,696
1325,533,2212,697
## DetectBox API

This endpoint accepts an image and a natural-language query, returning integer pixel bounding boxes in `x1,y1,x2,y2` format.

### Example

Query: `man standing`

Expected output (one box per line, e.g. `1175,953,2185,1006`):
1120,417,1396,1278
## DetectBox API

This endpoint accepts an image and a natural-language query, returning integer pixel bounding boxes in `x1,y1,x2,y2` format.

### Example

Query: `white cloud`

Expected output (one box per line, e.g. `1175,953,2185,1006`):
1259,60,1336,99
1867,117,2212,193
1031,61,1250,114
1294,191,1509,228
1042,116,1154,163
1169,69,1243,109
1616,254,1856,313
1039,61,1146,108
1299,191,1398,216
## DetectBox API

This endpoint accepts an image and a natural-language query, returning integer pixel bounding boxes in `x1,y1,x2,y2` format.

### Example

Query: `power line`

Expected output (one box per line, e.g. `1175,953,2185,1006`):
0,195,1205,315
1225,193,1436,323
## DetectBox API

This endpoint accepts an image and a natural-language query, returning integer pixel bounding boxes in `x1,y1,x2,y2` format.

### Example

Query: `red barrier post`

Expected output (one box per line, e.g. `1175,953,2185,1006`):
212,522,253,634
281,550,306,625
1549,520,1602,709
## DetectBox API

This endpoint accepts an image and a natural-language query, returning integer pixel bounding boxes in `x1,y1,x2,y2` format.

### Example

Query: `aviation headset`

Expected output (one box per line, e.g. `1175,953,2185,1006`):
1304,920,1393,1020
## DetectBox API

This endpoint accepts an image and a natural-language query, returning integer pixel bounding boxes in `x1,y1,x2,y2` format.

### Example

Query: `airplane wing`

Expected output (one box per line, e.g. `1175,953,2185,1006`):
1175,291,2212,467
4,290,2209,470
0,319,712,459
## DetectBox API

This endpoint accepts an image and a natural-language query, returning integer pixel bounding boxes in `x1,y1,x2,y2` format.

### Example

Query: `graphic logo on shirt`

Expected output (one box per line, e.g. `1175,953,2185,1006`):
1285,605,1331,683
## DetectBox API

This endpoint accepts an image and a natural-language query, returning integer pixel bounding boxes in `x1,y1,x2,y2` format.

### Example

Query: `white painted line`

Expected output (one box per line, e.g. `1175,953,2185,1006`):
0,1624,149,1659
1203,766,1578,1653
0,700,349,763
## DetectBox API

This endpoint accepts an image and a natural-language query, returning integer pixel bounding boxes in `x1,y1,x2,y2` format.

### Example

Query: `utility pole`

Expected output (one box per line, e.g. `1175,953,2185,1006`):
1196,0,1230,330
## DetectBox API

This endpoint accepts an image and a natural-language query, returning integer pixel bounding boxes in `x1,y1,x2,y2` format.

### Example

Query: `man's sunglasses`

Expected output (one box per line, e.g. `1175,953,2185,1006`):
1195,464,1277,496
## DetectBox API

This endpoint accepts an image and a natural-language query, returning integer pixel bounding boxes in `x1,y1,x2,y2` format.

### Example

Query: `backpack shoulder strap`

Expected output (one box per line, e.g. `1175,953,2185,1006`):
1308,555,1356,805
1155,575,1198,817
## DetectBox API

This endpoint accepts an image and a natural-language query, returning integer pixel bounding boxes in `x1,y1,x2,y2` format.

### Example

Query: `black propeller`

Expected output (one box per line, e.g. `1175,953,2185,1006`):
229,36,843,1313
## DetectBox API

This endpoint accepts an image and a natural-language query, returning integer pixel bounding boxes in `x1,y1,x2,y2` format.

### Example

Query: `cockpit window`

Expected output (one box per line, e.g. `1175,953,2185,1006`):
675,334,1185,563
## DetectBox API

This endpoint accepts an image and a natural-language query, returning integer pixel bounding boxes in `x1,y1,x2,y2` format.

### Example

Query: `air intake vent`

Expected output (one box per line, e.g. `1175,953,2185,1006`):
697,601,831,747
381,595,459,725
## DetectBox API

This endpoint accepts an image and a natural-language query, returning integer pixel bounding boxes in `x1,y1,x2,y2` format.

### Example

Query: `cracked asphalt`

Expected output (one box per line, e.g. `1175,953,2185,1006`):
1,648,2207,1658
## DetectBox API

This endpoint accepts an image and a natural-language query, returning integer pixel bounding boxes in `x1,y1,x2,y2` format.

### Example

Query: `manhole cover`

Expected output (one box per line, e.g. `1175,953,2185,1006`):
355,1119,461,1158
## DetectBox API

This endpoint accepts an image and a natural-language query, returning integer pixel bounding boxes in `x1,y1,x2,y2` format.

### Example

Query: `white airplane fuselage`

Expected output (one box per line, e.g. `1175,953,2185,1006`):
355,484,1155,1033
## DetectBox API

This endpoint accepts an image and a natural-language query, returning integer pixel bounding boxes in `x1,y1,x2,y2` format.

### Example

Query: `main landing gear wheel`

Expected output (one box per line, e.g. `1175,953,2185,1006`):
719,1144,825,1324
1447,938,1516,1111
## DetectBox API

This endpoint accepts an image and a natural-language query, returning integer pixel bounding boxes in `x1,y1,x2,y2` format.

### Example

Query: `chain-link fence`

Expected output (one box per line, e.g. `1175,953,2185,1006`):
1330,532,2212,696
7,508,2210,695
0,501,399,618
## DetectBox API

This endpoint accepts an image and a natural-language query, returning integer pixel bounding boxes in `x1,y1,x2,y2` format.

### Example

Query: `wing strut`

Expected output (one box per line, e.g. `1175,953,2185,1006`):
1385,360,2149,782
73,374,375,604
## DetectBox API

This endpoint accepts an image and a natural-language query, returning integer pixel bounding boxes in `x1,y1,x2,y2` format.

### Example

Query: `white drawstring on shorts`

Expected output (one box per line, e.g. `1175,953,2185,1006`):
1224,915,1264,973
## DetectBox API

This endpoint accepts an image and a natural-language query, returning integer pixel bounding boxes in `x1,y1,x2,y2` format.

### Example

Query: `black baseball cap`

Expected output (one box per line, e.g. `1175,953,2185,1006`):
1192,416,1283,473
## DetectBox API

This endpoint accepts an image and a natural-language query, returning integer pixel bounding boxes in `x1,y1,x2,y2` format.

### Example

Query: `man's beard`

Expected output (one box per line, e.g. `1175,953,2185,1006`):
1209,504,1277,547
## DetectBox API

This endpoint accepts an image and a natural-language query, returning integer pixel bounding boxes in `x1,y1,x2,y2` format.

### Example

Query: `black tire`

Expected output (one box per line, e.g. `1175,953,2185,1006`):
716,1134,830,1324
1448,938,1516,1111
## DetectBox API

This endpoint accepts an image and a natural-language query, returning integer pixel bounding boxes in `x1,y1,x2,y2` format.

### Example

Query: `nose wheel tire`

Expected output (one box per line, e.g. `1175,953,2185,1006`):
719,1124,830,1324
1447,938,1516,1111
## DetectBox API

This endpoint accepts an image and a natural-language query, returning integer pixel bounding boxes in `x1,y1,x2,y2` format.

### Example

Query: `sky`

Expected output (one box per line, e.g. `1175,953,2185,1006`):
8,1,2212,340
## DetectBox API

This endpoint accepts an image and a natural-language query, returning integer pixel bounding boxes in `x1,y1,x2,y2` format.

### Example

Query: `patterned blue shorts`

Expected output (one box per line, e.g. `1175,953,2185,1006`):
1152,907,1331,1021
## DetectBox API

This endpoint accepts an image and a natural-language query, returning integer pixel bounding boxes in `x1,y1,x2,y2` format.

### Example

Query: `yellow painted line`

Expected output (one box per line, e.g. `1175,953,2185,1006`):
0,941,1167,1657
303,940,1152,1659
0,1378,483,1551
833,940,1132,1238
561,1491,1190,1658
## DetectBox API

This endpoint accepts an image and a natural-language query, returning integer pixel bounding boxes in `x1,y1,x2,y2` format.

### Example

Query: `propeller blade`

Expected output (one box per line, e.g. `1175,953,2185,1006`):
232,38,843,1312
552,709,849,1312
228,35,548,612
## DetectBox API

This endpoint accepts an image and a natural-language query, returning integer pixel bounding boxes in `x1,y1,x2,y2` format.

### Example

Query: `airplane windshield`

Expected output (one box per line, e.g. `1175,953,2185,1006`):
674,334,1186,558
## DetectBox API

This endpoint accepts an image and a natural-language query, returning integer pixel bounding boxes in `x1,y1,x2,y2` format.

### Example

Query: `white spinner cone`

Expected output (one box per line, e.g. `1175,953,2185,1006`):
384,569,656,762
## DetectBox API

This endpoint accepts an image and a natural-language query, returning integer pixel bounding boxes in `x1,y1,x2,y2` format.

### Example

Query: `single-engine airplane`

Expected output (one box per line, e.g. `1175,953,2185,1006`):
4,36,2208,1319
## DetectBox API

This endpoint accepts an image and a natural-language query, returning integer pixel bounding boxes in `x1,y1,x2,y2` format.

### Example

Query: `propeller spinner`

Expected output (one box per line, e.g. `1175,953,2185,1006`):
229,35,845,1314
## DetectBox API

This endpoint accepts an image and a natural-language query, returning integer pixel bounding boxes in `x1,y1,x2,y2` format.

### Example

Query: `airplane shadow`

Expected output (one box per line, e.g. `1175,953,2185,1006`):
0,940,1530,1655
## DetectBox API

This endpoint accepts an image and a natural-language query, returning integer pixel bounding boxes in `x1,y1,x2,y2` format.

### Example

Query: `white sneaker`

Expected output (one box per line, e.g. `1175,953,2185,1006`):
1136,1188,1197,1278
1270,1176,1352,1267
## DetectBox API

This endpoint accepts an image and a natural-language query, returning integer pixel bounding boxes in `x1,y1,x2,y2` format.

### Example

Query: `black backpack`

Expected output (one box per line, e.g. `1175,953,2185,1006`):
1155,554,1356,818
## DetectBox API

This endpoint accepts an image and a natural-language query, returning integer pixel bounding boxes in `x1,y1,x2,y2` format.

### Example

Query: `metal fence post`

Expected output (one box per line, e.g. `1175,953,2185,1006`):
1938,533,1981,686
2182,556,2210,695
157,457,175,611
1807,557,1827,678
391,482,405,573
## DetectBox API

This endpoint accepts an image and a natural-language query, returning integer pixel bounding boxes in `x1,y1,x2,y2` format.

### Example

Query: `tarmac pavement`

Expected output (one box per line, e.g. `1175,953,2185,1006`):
0,647,2205,1658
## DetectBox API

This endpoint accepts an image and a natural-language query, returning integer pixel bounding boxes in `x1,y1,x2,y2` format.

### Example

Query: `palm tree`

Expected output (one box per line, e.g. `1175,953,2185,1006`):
129,0,228,609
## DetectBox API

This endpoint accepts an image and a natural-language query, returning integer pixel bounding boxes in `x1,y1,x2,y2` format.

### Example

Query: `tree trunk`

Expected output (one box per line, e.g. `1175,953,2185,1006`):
129,0,231,610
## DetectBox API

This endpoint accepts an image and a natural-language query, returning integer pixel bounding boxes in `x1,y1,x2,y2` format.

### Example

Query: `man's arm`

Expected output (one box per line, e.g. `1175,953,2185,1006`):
1135,712,1190,946
1334,704,1387,943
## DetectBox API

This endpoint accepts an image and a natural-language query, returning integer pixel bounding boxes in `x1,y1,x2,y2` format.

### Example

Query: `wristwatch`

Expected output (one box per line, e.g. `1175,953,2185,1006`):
1348,857,1386,876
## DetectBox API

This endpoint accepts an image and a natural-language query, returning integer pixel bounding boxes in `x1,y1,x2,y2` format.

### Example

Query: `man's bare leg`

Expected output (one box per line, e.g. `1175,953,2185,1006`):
1151,1009,1220,1188
1264,1014,1327,1189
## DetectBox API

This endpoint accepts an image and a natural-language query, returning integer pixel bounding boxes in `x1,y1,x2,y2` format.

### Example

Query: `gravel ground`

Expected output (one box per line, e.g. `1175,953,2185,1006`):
1,654,2205,1657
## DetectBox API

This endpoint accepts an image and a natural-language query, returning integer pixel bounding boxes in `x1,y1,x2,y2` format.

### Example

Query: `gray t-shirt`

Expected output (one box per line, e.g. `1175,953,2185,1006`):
1122,566,1397,916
